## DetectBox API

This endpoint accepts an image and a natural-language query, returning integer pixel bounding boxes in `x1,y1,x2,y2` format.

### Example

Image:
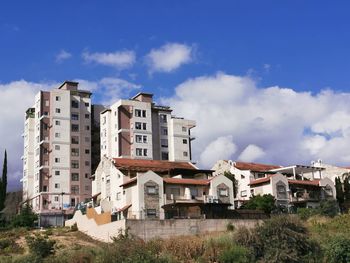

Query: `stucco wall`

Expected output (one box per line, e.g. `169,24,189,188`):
126,218,261,241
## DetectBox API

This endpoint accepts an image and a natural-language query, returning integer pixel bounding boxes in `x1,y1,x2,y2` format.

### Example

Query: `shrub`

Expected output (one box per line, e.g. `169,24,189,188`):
25,234,56,258
318,200,339,217
297,208,318,220
226,222,235,232
241,194,276,214
70,223,78,232
12,203,37,228
325,235,350,263
0,237,24,255
218,245,251,263
235,215,320,262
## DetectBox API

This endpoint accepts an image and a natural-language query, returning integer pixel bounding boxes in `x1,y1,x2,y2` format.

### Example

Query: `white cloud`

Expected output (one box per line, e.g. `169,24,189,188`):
145,43,193,73
238,144,265,162
200,136,237,167
162,72,350,168
82,50,136,70
76,77,141,105
0,80,58,191
55,50,72,63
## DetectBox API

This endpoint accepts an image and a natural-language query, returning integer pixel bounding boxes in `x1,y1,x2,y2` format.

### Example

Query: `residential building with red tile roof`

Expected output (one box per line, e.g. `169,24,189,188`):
91,157,234,220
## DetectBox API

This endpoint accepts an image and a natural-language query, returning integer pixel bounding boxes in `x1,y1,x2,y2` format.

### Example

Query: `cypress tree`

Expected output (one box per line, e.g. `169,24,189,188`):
335,177,344,212
343,174,350,201
0,150,7,211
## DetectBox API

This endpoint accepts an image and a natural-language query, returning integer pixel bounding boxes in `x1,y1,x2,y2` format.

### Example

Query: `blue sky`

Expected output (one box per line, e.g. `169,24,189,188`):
2,1,350,190
2,1,350,96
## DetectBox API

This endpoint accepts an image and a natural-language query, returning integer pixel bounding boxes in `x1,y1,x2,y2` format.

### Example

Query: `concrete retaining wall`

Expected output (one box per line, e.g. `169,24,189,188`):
126,219,261,241
65,210,126,242
66,211,261,242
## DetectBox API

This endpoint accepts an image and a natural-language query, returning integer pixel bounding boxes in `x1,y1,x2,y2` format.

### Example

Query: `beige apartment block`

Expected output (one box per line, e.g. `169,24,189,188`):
100,92,196,162
21,81,103,226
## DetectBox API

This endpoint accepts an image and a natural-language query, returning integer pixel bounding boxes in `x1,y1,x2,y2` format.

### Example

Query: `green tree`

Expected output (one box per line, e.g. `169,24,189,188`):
0,150,7,211
342,173,350,201
325,235,350,263
335,177,345,212
12,202,38,228
224,171,238,198
242,194,276,214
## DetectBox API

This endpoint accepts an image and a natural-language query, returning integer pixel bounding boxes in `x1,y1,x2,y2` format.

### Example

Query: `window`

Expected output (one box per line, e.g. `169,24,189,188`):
182,126,187,132
71,198,76,207
136,135,142,143
85,125,90,131
143,135,147,143
55,133,60,138
219,188,228,197
71,148,79,156
135,122,142,130
54,196,59,202
71,113,79,120
147,186,157,194
71,173,79,181
241,190,247,197
146,209,157,218
43,185,48,192
142,123,147,130
85,102,90,107
136,148,142,156
85,114,89,119
55,120,60,125
71,124,79,132
56,96,60,101
161,139,168,147
183,151,188,157
71,136,79,144
160,114,167,123
276,183,287,199
85,149,90,154
71,185,79,194
55,158,60,163
161,152,169,160
71,160,79,169
71,101,79,108
241,174,245,179
161,127,168,135
45,100,49,106
142,110,146,117
55,183,60,189
85,173,89,178
135,109,142,117
55,171,60,176
116,192,121,200
85,185,89,191
183,139,188,144
143,149,148,156
55,108,61,113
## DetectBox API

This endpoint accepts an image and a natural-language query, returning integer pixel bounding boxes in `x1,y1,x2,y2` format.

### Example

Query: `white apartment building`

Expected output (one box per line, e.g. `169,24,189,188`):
91,157,234,220
212,160,335,209
100,92,196,162
22,81,97,226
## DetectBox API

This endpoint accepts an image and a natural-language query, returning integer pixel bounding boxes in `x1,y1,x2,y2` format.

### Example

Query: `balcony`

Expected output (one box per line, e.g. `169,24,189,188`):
290,191,320,203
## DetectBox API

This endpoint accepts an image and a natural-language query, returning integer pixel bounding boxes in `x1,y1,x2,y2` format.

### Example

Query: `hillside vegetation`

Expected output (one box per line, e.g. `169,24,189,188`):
0,213,350,263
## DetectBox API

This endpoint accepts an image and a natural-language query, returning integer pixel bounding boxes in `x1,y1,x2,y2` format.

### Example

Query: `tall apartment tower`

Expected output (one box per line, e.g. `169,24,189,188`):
100,92,196,162
22,81,99,225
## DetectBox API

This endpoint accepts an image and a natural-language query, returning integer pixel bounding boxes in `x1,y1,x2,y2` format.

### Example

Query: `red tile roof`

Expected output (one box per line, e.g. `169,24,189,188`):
163,178,210,186
249,174,276,186
120,177,137,187
117,204,132,212
113,158,196,172
288,180,320,186
234,161,281,172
